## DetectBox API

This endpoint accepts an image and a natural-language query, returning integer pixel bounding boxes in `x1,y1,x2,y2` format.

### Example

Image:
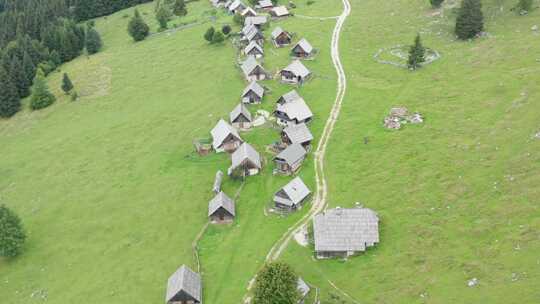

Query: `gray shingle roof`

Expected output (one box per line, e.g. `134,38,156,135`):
271,26,289,39
258,0,273,7
242,81,264,98
245,16,268,26
230,103,252,123
231,142,261,169
242,24,257,36
228,0,245,11
211,119,242,150
166,265,202,303
208,191,235,216
283,123,314,145
244,40,264,55
274,176,311,207
241,56,264,77
294,38,314,54
278,90,302,104
275,143,306,166
282,60,311,78
271,5,290,16
313,207,379,252
276,97,313,122
241,7,257,16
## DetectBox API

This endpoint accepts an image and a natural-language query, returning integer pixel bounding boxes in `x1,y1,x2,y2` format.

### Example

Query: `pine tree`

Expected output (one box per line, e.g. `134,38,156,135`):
50,50,62,66
204,27,215,43
253,262,299,304
0,66,21,118
128,9,150,42
0,205,26,257
212,30,225,44
173,0,187,16
9,57,31,98
156,5,170,30
222,25,232,35
455,0,484,40
430,0,444,8
407,34,426,70
61,73,74,94
30,69,56,110
516,0,533,13
85,26,103,54
22,51,36,87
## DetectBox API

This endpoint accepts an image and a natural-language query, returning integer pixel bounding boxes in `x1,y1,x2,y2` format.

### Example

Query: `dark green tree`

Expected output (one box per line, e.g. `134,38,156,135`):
9,57,31,98
49,50,62,66
85,26,103,54
156,5,170,30
430,0,444,8
253,262,300,304
0,205,26,257
0,66,21,118
30,69,56,110
128,9,150,42
455,0,484,40
61,73,74,94
212,30,225,44
22,51,37,86
204,26,215,43
173,0,187,16
407,34,426,70
515,0,533,13
222,25,232,35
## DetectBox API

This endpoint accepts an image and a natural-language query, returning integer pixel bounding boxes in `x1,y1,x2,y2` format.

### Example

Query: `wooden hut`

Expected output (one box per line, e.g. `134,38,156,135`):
273,177,311,211
241,81,265,104
274,96,313,126
211,119,243,153
279,60,311,84
291,38,314,58
228,0,247,14
313,207,380,259
228,142,262,177
240,7,257,17
271,27,292,47
208,191,235,223
245,16,268,28
244,40,264,58
241,56,268,81
230,103,252,129
277,90,301,105
270,6,290,18
166,265,202,304
281,123,314,149
242,24,264,44
274,143,307,175
258,0,273,10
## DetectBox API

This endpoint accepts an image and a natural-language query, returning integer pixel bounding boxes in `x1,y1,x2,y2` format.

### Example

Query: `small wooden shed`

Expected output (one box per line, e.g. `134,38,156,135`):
208,191,236,223
281,123,314,149
241,81,265,104
279,60,311,84
166,265,202,304
274,96,313,126
211,119,243,153
274,143,307,175
228,142,262,177
244,40,264,58
274,177,311,211
230,103,252,129
291,38,314,58
270,6,290,18
271,27,292,47
241,56,268,81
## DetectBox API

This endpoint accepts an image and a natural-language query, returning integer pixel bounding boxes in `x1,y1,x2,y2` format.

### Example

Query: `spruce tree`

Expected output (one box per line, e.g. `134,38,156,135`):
253,262,299,304
22,51,36,87
62,73,74,94
212,31,225,44
50,50,62,66
30,69,56,110
455,0,484,40
9,57,31,98
0,205,26,257
173,0,187,16
128,9,150,42
156,5,170,30
0,66,21,118
204,27,215,43
408,34,426,70
85,26,103,54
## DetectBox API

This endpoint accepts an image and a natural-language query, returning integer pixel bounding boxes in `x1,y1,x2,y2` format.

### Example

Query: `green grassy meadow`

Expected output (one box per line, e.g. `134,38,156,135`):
1,0,539,303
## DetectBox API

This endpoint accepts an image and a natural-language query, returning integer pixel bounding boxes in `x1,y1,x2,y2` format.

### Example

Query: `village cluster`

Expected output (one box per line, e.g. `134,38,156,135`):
166,1,379,303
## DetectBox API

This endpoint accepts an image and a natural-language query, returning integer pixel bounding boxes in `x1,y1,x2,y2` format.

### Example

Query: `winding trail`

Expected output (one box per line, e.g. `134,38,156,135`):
243,0,351,300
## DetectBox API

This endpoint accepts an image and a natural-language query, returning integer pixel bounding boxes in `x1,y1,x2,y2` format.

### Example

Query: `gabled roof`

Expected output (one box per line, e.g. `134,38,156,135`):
276,97,313,122
241,7,257,16
245,16,268,26
230,103,252,122
275,176,311,207
242,23,257,36
208,191,235,216
228,0,245,11
313,207,379,252
271,26,290,39
242,81,264,98
241,56,264,76
275,143,306,166
166,265,202,303
283,123,314,144
258,0,273,7
278,90,302,104
245,40,264,55
211,119,242,150
293,38,314,54
271,5,290,16
281,60,311,78
231,142,261,169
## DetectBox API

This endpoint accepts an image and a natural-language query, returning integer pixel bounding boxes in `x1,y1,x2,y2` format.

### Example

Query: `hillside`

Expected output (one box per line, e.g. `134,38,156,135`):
1,0,539,303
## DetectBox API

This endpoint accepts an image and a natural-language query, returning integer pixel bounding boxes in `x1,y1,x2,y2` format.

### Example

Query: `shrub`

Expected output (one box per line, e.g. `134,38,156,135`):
61,73,74,94
212,30,225,43
253,262,299,304
0,205,26,257
222,24,232,35
515,0,533,13
30,69,56,110
430,0,444,8
85,26,103,54
173,0,188,16
128,9,150,42
204,26,215,42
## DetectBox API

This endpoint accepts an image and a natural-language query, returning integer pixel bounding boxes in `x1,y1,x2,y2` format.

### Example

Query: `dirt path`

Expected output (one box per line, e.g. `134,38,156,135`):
242,0,351,300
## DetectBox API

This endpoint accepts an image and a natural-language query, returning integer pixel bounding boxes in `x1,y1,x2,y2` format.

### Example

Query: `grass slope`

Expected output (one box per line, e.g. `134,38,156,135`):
281,0,540,303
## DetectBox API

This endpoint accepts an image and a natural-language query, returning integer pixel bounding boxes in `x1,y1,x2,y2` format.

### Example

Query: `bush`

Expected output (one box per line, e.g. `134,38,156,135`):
61,73,74,94
30,69,56,110
515,0,533,13
128,9,150,42
204,26,215,43
222,25,232,35
70,91,79,102
0,205,26,257
85,26,103,54
173,0,188,16
253,262,299,304
212,30,225,43
407,34,425,70
430,0,444,8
